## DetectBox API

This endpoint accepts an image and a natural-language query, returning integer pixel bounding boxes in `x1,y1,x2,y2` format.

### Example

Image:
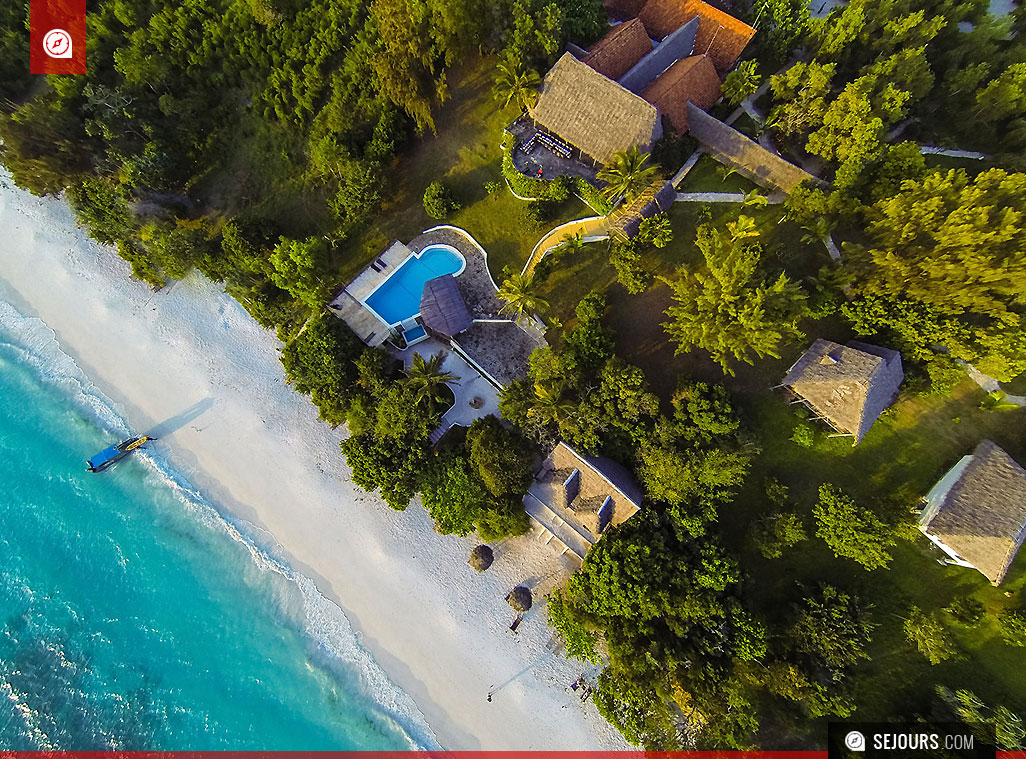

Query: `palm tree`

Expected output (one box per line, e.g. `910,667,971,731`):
727,214,760,242
742,189,768,208
597,146,657,204
528,381,574,427
722,60,761,105
403,351,459,408
498,272,549,323
718,165,739,183
800,216,837,245
559,231,585,254
493,57,540,112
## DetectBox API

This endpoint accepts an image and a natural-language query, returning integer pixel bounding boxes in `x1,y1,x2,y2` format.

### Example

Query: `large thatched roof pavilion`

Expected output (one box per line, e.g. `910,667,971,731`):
780,339,904,444
920,440,1026,585
583,18,654,80
641,54,721,132
639,0,755,72
530,52,663,166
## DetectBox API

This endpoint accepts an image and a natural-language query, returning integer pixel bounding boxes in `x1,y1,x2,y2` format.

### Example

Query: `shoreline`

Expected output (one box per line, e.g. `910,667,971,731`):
0,174,628,751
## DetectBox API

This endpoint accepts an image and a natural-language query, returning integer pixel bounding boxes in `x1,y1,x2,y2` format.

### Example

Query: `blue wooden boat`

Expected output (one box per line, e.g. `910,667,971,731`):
87,436,155,472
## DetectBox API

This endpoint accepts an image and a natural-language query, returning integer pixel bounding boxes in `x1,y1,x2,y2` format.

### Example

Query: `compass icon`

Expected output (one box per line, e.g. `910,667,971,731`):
43,29,73,59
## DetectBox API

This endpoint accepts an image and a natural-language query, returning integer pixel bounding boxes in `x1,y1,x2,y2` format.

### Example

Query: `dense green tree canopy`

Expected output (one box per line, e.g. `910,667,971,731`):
662,222,808,374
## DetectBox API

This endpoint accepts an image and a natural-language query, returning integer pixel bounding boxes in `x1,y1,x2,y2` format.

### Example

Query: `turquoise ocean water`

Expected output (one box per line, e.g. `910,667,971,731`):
0,299,434,750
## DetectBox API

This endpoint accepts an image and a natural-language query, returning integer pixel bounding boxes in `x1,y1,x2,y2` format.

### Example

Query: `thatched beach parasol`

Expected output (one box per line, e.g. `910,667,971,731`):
469,544,494,572
508,585,533,613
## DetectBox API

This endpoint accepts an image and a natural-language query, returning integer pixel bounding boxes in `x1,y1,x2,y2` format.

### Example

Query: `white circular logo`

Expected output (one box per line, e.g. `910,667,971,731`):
845,730,867,752
43,29,73,59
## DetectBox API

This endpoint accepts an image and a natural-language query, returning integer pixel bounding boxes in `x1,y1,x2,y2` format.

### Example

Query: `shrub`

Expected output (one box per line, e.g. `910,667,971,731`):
484,180,503,195
475,495,532,541
752,510,807,559
790,421,816,447
999,610,1026,647
945,596,985,626
423,181,460,219
905,605,959,664
575,176,612,214
926,355,964,395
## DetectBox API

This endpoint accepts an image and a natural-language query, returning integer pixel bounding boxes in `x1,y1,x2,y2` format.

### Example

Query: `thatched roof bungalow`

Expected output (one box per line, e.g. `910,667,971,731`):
584,18,654,80
781,339,904,444
920,440,1026,585
639,0,755,73
526,442,643,541
641,54,721,132
530,52,663,166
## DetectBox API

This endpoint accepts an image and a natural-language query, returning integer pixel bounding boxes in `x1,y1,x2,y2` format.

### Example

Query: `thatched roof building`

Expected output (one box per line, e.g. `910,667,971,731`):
920,440,1026,585
619,17,699,93
781,339,904,444
687,103,817,191
526,442,643,542
584,18,654,80
420,274,472,338
639,0,755,73
641,54,721,132
530,53,663,166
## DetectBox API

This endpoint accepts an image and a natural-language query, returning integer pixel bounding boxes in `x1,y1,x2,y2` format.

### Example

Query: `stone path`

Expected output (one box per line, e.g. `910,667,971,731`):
671,149,704,187
675,191,747,202
919,146,988,160
962,362,1026,406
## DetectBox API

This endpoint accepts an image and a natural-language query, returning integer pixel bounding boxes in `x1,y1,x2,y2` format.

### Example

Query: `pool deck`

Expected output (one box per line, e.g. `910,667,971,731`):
329,225,547,388
408,228,504,320
397,338,501,434
338,240,412,303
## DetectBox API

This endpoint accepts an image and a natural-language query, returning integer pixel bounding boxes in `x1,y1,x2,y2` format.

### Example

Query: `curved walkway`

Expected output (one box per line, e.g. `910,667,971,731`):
522,216,609,276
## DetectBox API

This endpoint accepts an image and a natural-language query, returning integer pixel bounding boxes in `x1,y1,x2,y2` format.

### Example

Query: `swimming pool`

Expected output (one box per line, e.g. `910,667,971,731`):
363,245,466,326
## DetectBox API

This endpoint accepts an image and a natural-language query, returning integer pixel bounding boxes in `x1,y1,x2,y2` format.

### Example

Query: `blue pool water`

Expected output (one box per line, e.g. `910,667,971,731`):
404,325,427,343
0,300,435,750
364,246,464,326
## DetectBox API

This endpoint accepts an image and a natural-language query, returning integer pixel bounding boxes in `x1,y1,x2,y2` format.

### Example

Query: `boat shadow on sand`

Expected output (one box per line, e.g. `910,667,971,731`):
143,397,214,439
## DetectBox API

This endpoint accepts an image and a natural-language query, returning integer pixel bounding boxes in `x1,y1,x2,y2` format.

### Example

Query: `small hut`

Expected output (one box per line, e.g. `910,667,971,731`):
780,339,904,444
508,585,533,613
920,440,1026,585
469,544,494,572
420,274,473,339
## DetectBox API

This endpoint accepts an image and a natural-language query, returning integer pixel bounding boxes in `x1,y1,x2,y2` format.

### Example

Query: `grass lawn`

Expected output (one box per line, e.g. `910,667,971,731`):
337,55,589,287
734,381,1026,746
677,153,760,194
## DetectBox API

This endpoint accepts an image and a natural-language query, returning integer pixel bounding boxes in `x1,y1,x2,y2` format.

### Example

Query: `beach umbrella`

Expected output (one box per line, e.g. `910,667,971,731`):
469,545,494,572
508,585,532,613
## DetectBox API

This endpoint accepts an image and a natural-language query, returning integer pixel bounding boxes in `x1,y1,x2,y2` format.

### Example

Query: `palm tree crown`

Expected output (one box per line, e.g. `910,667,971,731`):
498,272,549,323
597,146,658,203
493,58,541,112
404,351,459,407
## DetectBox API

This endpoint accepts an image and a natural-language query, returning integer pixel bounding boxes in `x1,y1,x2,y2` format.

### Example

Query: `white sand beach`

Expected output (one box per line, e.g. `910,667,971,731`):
0,171,629,751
